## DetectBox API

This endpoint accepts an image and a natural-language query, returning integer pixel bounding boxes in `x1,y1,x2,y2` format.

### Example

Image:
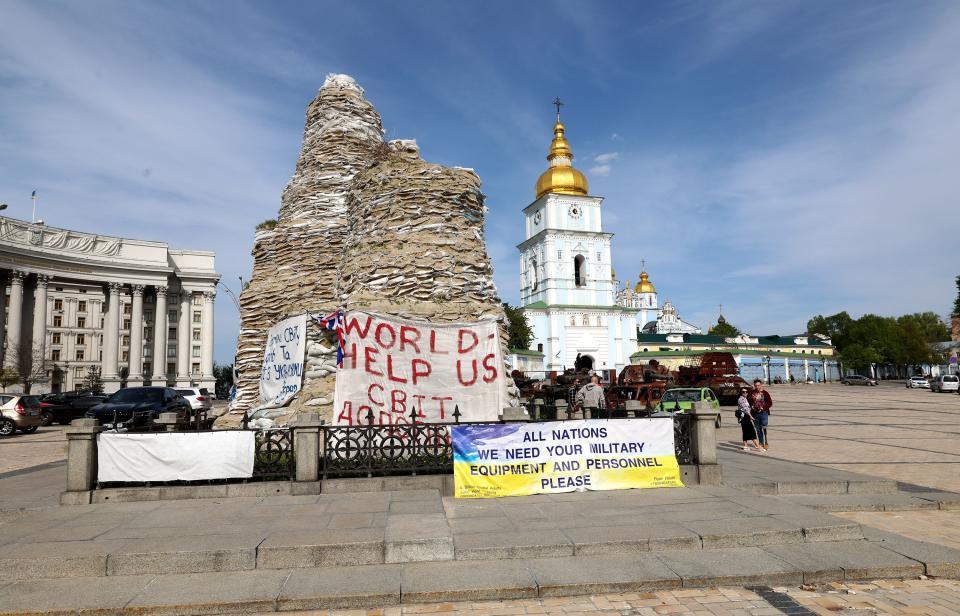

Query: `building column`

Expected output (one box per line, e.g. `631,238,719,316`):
0,273,7,351
32,274,50,388
784,358,790,381
151,286,168,384
176,290,191,384
4,270,26,368
201,290,215,381
102,282,121,383
128,285,144,384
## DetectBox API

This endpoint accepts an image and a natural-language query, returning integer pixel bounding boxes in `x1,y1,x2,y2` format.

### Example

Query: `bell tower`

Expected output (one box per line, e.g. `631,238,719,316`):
517,101,639,372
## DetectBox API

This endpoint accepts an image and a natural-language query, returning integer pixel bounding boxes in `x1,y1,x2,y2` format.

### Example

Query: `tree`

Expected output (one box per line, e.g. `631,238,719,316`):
502,302,533,350
213,362,233,400
0,367,18,392
808,310,945,376
81,366,104,395
897,312,950,343
6,343,49,394
954,275,960,316
707,315,740,338
807,312,853,344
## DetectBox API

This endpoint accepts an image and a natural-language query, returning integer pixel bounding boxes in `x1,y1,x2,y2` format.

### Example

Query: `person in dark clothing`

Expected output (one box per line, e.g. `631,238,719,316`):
737,387,764,452
750,379,773,449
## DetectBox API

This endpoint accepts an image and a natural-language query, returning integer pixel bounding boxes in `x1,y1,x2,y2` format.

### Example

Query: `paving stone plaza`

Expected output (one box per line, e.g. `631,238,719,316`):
2,384,960,614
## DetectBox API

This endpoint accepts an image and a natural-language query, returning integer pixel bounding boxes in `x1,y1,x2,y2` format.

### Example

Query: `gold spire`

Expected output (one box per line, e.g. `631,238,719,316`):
535,98,589,199
634,271,656,294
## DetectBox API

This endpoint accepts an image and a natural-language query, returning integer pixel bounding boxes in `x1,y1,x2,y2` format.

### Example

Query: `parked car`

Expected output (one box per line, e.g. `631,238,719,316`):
0,395,43,435
930,374,960,393
656,388,722,428
906,376,930,389
842,375,877,386
85,387,190,431
40,392,109,425
175,387,214,416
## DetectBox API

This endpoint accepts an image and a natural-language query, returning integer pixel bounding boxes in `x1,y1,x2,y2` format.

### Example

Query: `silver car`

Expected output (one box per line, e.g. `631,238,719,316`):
906,376,930,389
175,388,214,413
930,375,960,393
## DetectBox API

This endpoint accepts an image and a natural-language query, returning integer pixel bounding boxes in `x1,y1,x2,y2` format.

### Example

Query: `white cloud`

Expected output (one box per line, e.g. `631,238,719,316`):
589,164,612,177
594,152,619,164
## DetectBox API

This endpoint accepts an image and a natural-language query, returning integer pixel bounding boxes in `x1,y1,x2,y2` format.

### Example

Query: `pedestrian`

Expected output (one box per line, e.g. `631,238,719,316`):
567,377,581,409
575,374,606,419
736,387,763,452
750,378,773,449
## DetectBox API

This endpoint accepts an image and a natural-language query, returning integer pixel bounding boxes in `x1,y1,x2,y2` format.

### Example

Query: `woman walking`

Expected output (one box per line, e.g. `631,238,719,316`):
737,387,764,452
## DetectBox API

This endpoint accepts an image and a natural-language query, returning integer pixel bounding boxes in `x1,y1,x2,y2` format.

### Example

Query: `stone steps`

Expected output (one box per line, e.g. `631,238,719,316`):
778,490,960,512
0,540,954,615
0,509,864,580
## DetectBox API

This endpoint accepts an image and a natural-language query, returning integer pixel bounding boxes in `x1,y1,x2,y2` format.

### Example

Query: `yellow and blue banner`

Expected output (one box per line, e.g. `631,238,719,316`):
453,418,684,498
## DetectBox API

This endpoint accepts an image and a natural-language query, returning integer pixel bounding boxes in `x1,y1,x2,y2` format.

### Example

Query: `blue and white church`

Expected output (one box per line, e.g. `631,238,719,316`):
517,107,640,373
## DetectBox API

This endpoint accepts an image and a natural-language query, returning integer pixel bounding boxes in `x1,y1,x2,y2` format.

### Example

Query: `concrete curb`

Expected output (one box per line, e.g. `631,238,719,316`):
0,542,956,615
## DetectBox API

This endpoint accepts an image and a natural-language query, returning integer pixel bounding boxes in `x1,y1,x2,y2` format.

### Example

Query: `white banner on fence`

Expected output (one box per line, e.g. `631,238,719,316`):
333,311,504,425
259,314,307,409
97,431,255,482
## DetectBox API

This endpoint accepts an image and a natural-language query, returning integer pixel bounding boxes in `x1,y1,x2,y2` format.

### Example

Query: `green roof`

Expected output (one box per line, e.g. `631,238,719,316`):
508,348,544,357
636,332,833,348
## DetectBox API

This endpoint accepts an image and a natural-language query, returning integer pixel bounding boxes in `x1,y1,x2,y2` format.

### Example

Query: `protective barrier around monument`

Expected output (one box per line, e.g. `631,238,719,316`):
319,414,695,479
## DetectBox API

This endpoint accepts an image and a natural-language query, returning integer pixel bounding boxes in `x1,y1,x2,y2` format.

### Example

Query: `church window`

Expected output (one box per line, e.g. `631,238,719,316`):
558,250,562,259
596,252,601,261
530,257,538,291
574,254,586,287
537,343,543,352
570,316,576,326
582,315,589,326
596,316,602,326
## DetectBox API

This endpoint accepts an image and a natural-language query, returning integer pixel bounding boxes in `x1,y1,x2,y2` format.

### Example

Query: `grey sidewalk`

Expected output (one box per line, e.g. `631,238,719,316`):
0,486,877,581
0,535,955,615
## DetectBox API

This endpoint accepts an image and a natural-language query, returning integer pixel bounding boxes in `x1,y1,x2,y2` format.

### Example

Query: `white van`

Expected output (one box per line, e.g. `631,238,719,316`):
930,374,960,393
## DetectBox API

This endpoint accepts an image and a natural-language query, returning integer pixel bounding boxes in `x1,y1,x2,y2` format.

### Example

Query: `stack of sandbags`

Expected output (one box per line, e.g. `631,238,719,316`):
227,75,384,421
225,75,518,427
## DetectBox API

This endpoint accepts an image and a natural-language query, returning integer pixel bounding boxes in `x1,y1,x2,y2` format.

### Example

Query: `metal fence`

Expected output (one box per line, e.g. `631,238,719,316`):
320,412,696,479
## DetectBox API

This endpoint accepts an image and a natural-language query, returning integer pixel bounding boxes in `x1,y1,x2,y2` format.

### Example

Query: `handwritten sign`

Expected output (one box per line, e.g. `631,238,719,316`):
259,314,307,409
333,312,504,425
452,418,683,498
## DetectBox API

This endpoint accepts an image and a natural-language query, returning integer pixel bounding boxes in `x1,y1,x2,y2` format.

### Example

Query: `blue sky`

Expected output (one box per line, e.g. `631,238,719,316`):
1,0,958,363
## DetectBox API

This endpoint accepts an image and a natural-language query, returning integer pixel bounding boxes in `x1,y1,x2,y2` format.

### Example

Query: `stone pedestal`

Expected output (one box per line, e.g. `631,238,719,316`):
501,406,529,422
63,418,104,501
690,401,718,465
156,412,179,432
291,413,324,482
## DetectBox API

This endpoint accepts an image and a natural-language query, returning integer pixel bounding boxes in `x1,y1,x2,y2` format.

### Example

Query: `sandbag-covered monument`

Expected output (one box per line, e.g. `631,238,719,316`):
223,74,516,427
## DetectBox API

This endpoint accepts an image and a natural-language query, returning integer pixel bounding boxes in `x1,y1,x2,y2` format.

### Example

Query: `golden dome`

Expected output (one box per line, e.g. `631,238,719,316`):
635,271,656,294
535,114,589,199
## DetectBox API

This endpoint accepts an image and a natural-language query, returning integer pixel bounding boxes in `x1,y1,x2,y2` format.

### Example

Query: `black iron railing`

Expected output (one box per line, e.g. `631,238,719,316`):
673,413,694,465
254,428,295,479
320,406,697,479
322,422,453,479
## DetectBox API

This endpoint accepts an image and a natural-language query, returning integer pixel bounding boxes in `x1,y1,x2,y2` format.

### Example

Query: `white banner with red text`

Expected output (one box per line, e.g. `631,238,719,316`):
333,312,504,425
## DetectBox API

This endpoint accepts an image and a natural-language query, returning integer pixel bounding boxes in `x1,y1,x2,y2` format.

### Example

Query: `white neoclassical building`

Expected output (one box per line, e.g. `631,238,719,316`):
0,216,220,394
518,109,639,373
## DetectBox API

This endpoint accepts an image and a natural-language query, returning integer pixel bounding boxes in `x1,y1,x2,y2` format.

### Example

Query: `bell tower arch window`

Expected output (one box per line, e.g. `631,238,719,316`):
574,254,586,287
